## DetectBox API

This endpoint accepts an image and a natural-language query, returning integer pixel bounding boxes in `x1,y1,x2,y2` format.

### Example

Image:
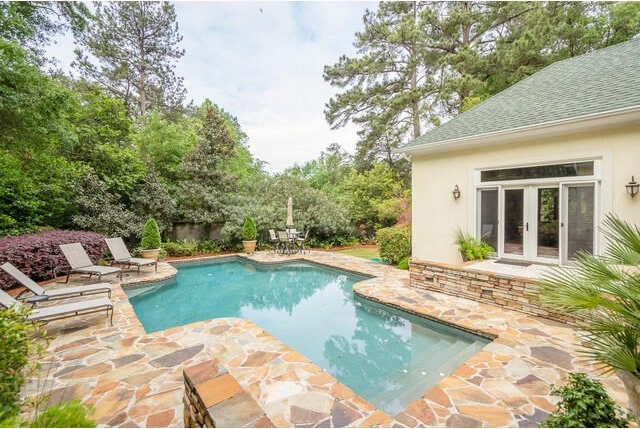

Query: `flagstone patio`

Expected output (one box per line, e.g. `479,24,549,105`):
23,251,628,427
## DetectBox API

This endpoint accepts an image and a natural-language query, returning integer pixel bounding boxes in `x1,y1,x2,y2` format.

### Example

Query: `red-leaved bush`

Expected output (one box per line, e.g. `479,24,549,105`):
0,230,108,290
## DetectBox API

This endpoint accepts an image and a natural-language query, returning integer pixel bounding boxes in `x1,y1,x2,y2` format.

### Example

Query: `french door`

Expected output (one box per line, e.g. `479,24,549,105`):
478,182,595,264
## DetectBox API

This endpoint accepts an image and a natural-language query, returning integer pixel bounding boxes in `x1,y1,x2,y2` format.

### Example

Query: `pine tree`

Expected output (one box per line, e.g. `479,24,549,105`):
73,1,185,117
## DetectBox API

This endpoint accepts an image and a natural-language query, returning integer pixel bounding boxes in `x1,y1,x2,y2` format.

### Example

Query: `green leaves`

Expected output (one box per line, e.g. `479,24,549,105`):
539,214,640,389
540,373,629,428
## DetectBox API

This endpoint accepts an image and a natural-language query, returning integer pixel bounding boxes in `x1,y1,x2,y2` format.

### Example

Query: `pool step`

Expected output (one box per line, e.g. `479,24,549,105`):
366,339,487,415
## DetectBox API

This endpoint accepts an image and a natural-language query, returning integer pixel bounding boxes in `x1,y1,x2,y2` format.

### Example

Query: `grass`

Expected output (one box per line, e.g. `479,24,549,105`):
336,246,380,260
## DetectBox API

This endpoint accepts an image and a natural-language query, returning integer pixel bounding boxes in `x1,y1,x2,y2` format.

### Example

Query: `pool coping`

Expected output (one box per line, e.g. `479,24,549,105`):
25,250,629,427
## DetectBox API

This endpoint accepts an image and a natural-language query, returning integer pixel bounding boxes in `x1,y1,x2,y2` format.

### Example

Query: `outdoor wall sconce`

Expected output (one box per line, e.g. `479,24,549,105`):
452,184,461,200
626,176,639,198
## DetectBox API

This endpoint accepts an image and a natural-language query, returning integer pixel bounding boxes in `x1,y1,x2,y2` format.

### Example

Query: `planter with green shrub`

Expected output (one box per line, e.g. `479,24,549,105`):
140,218,161,260
456,231,494,261
241,217,257,254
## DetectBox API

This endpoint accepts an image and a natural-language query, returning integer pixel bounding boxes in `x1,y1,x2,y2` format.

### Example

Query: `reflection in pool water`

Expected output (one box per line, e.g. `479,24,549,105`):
126,257,489,415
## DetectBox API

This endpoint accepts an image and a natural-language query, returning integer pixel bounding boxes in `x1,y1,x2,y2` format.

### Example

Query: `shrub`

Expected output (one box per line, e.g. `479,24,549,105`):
456,231,494,261
29,400,95,428
140,219,161,250
162,241,198,257
540,373,629,428
242,217,257,241
397,256,409,270
0,230,107,289
197,240,221,253
376,225,411,265
0,306,46,422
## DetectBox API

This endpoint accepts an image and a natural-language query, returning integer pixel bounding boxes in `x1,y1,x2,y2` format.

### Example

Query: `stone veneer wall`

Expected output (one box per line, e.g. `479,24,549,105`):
183,360,274,428
409,259,575,325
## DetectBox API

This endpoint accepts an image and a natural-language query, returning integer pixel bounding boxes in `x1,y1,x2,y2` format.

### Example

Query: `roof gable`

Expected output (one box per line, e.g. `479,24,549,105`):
402,38,640,152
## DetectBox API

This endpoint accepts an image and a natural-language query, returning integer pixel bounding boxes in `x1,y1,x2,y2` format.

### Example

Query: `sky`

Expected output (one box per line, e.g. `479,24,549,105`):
45,1,376,173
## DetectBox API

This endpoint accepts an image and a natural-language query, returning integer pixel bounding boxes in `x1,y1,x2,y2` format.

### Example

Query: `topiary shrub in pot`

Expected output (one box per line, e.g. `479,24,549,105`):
242,217,257,254
140,218,161,260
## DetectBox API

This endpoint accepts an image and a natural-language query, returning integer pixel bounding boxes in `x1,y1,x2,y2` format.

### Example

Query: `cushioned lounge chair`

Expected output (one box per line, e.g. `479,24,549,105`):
0,262,112,303
105,237,157,274
0,288,114,325
59,243,122,283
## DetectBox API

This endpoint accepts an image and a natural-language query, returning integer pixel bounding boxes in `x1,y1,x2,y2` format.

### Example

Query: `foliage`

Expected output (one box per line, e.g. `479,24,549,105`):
324,2,639,168
0,306,45,421
0,39,77,155
456,232,494,261
397,256,409,270
376,225,411,265
71,171,139,239
140,219,161,250
73,1,185,117
540,373,629,428
539,214,640,396
0,2,89,60
130,172,176,235
130,111,197,181
28,400,95,428
176,103,237,225
162,240,197,257
242,217,257,241
0,230,107,289
345,163,406,236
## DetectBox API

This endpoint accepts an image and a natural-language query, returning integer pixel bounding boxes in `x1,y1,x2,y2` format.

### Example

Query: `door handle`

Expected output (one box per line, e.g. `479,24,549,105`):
526,222,529,231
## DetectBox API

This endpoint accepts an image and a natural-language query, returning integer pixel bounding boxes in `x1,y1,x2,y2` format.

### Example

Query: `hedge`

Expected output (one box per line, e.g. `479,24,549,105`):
376,225,411,265
0,230,107,290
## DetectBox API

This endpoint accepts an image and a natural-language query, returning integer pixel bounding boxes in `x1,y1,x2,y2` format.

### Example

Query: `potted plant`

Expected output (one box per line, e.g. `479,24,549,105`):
241,217,257,254
140,218,161,260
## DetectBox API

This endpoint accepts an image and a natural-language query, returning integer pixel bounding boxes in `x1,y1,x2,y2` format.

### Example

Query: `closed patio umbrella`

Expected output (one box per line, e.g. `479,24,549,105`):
286,196,294,228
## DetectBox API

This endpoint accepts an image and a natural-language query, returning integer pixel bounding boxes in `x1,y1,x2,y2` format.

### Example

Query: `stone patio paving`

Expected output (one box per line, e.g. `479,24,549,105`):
23,251,628,427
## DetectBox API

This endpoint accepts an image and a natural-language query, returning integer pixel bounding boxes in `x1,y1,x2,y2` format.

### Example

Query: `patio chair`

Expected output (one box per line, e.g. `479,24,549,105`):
59,243,123,284
268,229,280,252
296,230,310,254
105,237,157,274
0,262,112,303
277,231,292,254
0,288,114,325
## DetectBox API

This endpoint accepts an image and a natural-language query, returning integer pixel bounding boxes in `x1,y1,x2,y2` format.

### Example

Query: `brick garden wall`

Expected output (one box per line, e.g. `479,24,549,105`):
409,259,575,325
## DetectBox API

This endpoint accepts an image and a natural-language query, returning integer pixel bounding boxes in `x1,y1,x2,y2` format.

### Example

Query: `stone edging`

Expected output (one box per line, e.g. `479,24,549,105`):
409,258,575,324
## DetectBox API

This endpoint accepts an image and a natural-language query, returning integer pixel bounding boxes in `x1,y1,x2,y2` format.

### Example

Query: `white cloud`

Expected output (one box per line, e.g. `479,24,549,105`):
45,1,375,173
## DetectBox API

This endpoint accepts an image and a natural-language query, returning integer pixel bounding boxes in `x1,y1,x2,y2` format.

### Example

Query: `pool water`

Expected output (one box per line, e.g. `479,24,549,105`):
125,257,489,416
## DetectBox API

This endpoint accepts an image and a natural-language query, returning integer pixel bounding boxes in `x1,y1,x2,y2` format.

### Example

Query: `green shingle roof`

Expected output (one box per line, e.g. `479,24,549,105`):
401,37,640,151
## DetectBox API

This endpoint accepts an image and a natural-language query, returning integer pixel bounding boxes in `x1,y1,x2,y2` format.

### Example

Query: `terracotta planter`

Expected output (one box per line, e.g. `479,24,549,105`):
616,369,640,419
242,240,257,254
139,248,160,261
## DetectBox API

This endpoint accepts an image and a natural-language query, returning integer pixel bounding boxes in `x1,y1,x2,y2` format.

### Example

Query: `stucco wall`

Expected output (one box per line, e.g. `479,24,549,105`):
410,124,640,265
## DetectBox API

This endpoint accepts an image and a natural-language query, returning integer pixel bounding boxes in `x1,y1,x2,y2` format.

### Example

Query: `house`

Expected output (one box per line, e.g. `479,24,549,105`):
399,37,640,267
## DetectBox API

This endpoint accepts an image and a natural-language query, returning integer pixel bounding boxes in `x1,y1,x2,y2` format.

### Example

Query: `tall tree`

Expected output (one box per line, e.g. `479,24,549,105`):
73,1,185,117
325,1,639,169
177,103,237,226
324,2,435,174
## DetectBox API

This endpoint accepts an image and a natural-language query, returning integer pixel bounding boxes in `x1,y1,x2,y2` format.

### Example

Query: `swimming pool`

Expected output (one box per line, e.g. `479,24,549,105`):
125,257,490,416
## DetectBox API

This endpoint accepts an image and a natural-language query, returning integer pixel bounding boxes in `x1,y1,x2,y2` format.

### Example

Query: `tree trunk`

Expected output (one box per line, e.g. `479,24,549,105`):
616,369,640,420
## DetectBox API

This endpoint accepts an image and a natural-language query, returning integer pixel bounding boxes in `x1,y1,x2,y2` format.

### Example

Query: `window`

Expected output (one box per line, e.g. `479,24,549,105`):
481,161,594,182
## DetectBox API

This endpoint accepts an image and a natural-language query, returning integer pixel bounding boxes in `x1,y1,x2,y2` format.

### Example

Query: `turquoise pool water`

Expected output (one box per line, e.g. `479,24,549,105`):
125,257,489,416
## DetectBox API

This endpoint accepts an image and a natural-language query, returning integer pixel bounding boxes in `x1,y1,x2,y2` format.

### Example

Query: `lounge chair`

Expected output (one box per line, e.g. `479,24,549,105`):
0,288,113,325
105,237,157,274
0,262,112,303
59,243,122,283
